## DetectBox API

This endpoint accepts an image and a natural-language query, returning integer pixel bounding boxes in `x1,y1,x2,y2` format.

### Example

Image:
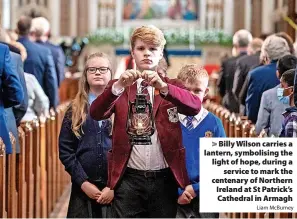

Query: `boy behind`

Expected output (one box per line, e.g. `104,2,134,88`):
177,64,226,218
279,69,297,137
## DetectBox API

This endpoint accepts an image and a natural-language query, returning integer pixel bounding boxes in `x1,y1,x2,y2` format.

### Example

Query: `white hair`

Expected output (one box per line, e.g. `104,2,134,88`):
31,17,50,37
261,35,290,61
233,29,253,47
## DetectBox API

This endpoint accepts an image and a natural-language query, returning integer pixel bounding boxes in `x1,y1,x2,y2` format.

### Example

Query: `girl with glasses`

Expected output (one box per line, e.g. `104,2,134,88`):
59,52,113,218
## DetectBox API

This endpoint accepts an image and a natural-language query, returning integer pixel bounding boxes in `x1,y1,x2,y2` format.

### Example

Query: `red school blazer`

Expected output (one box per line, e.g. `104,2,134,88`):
90,77,201,189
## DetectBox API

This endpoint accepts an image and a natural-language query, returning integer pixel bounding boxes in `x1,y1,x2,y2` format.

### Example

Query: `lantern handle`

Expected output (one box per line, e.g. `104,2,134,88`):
138,80,150,94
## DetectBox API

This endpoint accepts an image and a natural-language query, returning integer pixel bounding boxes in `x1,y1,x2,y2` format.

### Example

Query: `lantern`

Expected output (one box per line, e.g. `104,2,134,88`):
126,84,155,145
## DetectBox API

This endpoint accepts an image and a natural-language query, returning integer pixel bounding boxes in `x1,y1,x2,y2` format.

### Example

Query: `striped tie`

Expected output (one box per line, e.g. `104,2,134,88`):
186,116,194,130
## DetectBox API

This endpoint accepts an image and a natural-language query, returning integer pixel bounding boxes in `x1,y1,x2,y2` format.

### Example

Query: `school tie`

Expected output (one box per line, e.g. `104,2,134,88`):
186,116,194,130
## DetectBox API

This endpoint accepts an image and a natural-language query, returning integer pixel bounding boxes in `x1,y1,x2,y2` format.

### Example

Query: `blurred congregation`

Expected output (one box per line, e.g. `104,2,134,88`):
1,0,297,218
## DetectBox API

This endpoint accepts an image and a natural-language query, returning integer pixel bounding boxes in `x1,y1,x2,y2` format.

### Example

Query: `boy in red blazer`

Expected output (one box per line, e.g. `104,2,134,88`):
90,25,201,217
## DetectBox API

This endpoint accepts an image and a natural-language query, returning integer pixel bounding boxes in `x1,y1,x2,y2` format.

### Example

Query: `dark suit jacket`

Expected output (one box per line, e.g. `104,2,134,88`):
239,63,263,110
90,78,201,189
18,36,58,108
246,62,279,123
217,52,247,113
0,43,23,154
4,52,28,153
37,40,65,87
10,52,28,124
233,52,260,100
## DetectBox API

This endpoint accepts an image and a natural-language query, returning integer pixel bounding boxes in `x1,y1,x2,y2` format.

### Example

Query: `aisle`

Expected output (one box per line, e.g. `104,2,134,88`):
49,185,71,218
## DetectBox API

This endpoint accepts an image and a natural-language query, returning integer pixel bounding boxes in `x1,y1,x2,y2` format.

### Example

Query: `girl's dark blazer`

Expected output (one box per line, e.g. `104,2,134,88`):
59,107,112,187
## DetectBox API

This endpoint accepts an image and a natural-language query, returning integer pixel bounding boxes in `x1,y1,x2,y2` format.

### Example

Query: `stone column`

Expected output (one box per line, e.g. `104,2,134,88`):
70,0,77,36
200,0,206,29
223,0,234,34
88,0,98,32
214,0,222,29
77,0,88,36
3,0,10,29
115,0,122,27
10,0,18,29
261,0,274,34
245,0,251,31
49,0,60,37
60,0,71,36
233,0,245,32
286,0,296,41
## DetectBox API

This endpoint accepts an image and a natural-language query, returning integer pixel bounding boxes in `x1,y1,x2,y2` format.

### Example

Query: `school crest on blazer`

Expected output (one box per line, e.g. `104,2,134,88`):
205,131,213,137
167,107,179,123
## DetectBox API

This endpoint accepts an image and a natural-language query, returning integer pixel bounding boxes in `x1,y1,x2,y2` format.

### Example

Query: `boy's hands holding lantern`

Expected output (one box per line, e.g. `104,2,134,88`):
114,69,141,90
114,69,168,95
141,70,168,94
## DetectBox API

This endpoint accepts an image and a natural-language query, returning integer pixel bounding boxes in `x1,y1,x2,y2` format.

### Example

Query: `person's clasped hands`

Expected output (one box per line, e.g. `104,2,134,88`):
81,181,114,205
177,185,197,205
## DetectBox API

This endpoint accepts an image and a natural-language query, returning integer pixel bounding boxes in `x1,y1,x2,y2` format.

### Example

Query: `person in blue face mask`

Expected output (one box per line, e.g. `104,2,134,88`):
279,69,297,137
256,55,297,136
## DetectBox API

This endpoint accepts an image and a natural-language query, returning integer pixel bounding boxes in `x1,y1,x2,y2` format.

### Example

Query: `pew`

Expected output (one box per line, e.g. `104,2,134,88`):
0,103,71,218
228,113,236,137
32,119,41,217
55,107,62,198
249,125,257,137
50,110,58,208
203,99,211,110
22,122,34,218
234,117,242,137
0,137,6,218
17,127,27,218
39,116,48,217
45,115,53,214
215,106,224,118
223,110,231,137
59,76,80,103
208,102,216,114
258,129,267,138
241,120,251,137
240,212,249,219
6,132,17,218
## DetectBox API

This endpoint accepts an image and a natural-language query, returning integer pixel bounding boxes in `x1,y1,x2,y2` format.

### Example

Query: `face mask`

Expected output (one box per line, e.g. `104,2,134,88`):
277,87,291,105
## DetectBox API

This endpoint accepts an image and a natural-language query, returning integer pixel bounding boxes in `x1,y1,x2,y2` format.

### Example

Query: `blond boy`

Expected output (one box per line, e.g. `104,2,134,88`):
177,64,226,218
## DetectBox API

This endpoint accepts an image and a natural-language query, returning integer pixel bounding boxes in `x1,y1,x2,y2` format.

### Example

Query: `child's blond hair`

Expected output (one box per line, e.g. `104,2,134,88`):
72,52,112,138
130,25,166,49
177,64,209,84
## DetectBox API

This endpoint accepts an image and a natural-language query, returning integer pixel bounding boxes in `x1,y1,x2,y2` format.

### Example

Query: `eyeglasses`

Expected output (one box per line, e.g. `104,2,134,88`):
86,67,110,74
